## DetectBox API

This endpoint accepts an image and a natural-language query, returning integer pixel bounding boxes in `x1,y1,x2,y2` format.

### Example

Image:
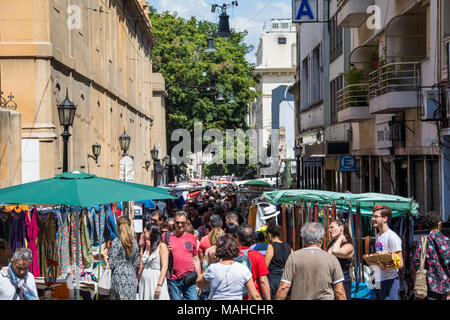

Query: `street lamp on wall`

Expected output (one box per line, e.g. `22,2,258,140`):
119,130,131,156
143,160,151,171
151,146,159,186
88,143,101,164
293,143,303,189
57,89,77,173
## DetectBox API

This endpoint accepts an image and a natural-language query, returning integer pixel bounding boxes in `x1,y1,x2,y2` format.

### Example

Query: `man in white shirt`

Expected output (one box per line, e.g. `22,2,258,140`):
368,205,403,300
0,248,38,300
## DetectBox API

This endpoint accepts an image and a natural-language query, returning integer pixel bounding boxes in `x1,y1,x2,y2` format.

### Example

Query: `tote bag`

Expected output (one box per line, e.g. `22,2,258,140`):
97,263,112,296
413,236,428,299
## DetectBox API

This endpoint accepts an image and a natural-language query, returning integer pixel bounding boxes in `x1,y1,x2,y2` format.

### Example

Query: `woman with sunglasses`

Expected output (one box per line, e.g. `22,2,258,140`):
138,224,170,300
327,219,354,300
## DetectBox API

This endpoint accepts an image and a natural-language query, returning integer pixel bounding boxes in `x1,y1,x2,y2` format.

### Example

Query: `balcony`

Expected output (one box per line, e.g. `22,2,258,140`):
369,62,421,114
337,0,373,28
337,84,374,122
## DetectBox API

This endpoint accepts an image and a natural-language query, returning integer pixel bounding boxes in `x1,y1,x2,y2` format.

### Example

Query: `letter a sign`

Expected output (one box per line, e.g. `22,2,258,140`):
292,0,318,23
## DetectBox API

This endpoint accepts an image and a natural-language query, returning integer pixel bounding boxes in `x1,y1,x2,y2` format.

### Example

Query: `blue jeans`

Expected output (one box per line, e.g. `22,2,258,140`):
375,277,400,300
168,278,198,300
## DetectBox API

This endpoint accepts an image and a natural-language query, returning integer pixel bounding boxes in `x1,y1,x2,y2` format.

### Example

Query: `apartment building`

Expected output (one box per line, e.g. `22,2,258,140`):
293,0,352,192
253,19,297,182
335,0,447,219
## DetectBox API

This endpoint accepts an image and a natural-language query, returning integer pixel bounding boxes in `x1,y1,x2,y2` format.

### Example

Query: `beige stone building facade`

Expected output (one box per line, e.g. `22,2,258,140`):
0,0,168,188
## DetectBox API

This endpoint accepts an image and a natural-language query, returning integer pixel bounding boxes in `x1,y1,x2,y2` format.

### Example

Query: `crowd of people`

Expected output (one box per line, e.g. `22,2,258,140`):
0,186,448,300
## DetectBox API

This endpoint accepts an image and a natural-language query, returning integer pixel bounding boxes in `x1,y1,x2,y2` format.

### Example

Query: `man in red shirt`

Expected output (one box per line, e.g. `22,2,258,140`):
165,211,201,300
236,224,271,300
198,214,222,262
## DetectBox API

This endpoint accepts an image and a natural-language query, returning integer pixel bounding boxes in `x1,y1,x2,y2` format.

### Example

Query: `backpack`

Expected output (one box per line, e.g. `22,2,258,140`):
234,248,253,296
164,231,174,279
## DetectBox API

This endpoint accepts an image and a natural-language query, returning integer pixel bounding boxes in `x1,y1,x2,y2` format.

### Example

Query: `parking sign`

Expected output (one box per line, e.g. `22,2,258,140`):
339,155,357,172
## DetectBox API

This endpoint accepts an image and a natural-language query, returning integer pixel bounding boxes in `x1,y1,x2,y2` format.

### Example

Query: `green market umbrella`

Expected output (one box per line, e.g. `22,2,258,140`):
0,171,176,207
262,189,419,218
243,180,274,188
0,171,176,300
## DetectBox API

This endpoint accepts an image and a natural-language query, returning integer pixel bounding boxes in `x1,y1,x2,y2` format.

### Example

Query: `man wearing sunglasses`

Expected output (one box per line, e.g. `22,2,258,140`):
368,205,403,300
164,211,201,300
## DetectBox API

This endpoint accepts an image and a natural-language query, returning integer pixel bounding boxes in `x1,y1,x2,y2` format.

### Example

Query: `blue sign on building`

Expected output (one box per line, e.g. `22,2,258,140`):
339,155,357,172
292,0,318,23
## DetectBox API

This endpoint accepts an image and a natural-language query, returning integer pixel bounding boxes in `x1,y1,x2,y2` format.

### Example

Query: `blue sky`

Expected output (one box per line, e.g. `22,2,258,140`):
148,0,293,64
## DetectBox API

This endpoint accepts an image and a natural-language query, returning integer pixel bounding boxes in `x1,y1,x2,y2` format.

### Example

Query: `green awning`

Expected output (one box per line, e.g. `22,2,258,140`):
0,171,177,207
262,189,419,218
243,180,274,188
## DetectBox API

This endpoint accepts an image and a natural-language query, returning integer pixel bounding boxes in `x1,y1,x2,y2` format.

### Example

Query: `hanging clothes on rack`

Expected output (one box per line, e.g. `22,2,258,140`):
80,209,94,270
56,209,70,276
0,207,11,245
104,205,118,242
26,207,40,277
10,207,26,254
37,209,58,278
69,210,83,270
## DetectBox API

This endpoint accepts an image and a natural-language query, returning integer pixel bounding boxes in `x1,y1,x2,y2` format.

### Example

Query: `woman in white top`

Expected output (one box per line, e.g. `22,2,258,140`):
197,234,262,300
138,224,170,300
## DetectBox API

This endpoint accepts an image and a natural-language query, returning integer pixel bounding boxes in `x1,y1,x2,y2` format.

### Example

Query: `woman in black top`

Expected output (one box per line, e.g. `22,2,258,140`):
327,219,354,300
264,221,292,299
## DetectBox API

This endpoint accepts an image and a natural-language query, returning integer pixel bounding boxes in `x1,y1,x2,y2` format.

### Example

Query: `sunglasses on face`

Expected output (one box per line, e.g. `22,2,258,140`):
175,221,186,226
151,219,158,223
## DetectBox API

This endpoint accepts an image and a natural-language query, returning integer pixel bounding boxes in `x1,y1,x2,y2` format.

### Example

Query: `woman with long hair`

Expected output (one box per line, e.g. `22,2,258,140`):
327,219,354,300
138,224,170,300
108,216,139,300
264,221,292,299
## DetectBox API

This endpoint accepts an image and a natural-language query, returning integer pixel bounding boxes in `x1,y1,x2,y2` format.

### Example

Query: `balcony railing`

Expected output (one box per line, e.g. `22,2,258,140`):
369,62,421,99
337,84,369,111
337,0,349,11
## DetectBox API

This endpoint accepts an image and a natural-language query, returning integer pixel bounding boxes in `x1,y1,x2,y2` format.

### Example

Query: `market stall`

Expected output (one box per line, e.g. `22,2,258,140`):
0,171,176,300
262,189,419,299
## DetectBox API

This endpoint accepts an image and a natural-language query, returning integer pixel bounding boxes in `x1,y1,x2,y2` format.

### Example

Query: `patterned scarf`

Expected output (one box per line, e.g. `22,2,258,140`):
7,263,38,300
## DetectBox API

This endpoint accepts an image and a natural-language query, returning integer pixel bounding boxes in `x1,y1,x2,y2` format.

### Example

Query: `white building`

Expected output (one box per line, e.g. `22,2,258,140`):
252,19,297,181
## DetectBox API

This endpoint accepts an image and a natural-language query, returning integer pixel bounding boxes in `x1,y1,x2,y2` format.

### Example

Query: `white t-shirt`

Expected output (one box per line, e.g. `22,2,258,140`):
203,262,252,300
372,229,402,282
0,267,38,300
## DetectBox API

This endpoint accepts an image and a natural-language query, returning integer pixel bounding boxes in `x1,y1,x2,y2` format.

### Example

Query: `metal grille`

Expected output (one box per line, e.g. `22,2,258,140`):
414,160,425,215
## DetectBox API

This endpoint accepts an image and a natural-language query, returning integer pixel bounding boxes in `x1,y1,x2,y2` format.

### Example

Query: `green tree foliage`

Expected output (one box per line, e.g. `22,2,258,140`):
149,8,259,178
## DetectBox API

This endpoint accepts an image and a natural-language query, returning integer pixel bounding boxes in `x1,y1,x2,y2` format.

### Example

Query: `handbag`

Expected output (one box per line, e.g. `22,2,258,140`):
182,271,198,286
98,263,112,296
414,236,428,299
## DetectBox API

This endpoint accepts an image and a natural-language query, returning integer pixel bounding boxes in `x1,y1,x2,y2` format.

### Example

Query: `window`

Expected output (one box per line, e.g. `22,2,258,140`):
281,22,289,29
278,37,287,44
301,57,309,110
330,75,343,124
329,14,343,62
311,45,322,105
272,22,280,30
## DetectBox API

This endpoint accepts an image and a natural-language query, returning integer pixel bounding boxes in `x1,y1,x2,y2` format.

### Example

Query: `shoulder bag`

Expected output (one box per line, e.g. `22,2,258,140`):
97,263,112,296
413,236,428,299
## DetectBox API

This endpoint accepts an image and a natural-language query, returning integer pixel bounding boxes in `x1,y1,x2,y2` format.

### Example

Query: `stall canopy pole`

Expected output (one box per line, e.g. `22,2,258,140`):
281,205,287,243
292,204,296,251
75,206,80,300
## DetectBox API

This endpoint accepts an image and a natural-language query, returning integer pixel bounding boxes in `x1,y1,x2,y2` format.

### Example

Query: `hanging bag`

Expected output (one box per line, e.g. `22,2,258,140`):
414,236,428,299
97,263,112,296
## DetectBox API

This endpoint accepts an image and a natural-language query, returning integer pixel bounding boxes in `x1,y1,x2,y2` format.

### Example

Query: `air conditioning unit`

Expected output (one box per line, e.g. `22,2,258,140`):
422,89,441,120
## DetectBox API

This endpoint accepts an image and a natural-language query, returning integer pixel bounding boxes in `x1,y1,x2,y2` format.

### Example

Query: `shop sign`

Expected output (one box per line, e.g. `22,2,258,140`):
303,156,323,167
